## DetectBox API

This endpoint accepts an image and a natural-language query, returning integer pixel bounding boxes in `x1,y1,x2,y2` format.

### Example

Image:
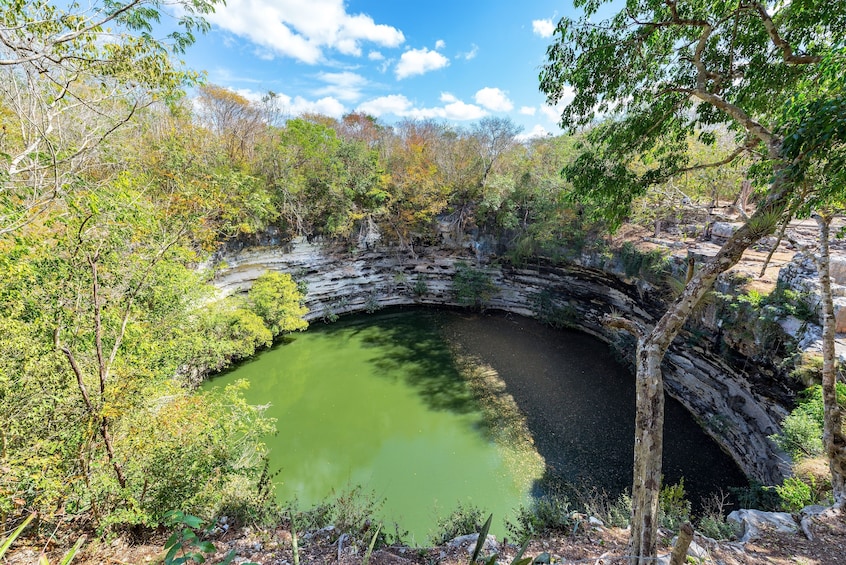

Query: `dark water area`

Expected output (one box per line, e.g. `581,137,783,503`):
440,309,749,508
207,307,748,542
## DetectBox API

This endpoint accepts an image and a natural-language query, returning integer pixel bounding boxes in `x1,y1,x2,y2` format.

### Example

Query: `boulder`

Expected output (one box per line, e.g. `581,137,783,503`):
711,222,739,240
727,509,798,543
447,533,499,556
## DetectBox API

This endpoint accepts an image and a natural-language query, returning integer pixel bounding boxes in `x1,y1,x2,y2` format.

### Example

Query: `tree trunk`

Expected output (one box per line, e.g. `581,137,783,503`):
624,176,791,563
814,214,846,506
629,340,666,561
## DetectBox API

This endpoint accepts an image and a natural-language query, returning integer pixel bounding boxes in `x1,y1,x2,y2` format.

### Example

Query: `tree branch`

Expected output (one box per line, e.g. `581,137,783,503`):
751,2,822,65
603,313,646,341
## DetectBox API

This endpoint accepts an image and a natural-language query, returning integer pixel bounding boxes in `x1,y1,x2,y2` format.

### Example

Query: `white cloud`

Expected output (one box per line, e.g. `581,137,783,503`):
519,106,536,116
438,99,486,121
219,88,347,119
368,50,384,60
356,94,414,116
356,93,486,121
474,87,514,112
540,105,561,123
459,44,479,60
285,95,346,118
207,0,405,64
395,47,450,79
532,19,555,38
516,124,551,142
435,39,446,50
541,86,575,123
234,88,263,102
313,71,368,101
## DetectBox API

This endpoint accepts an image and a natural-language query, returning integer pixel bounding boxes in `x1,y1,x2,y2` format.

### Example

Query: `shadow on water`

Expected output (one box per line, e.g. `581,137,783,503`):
437,309,750,512
356,309,480,416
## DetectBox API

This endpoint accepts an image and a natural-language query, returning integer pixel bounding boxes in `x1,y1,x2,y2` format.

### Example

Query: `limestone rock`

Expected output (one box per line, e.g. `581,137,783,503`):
209,238,796,485
711,221,739,240
727,509,798,543
447,533,498,555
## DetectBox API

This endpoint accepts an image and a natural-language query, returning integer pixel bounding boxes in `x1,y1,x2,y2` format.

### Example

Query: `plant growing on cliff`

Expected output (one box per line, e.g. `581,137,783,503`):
771,385,846,460
248,271,308,337
540,1,846,560
453,262,497,310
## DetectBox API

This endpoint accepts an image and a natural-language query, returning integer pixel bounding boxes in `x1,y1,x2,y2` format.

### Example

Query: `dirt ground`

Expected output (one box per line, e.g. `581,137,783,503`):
6,506,844,565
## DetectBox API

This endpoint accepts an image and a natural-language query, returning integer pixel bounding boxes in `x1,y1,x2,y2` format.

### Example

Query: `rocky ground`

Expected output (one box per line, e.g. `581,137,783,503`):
7,506,844,564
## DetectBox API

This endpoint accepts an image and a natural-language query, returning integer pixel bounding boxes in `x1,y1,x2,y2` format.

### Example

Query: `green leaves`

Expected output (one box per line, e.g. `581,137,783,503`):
540,0,846,227
163,511,217,565
248,271,309,337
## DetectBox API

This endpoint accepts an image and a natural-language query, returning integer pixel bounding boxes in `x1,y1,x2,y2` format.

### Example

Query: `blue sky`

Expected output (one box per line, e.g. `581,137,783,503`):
177,0,581,139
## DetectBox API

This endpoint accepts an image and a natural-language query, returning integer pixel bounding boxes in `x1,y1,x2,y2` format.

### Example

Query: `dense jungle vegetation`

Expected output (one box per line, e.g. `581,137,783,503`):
2,1,845,563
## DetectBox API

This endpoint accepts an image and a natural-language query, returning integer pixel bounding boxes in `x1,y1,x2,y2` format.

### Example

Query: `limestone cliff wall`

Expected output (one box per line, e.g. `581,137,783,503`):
212,238,792,484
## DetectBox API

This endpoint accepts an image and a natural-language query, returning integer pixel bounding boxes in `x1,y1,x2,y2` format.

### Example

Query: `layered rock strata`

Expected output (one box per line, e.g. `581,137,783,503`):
212,237,793,484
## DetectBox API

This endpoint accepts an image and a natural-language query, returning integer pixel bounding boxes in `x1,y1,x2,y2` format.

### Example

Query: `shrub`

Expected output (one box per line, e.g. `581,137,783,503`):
577,488,631,529
506,493,573,541
730,481,782,512
412,275,429,297
532,289,578,329
773,409,824,459
658,479,691,532
452,262,497,310
248,271,308,336
429,502,484,545
770,384,846,460
618,242,670,284
775,476,817,513
695,492,737,540
285,486,400,547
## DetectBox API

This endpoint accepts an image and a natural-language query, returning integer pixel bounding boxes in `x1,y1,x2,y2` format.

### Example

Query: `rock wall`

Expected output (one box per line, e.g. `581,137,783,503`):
212,237,792,484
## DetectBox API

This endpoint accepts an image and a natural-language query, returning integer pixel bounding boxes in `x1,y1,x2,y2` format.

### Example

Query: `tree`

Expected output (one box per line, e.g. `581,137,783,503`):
777,51,846,505
248,271,309,337
540,2,846,560
381,120,451,246
196,84,265,163
0,0,221,234
0,178,279,528
471,117,521,187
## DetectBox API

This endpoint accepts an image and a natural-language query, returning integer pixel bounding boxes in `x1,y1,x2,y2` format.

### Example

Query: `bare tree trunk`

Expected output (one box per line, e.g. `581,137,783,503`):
609,177,791,563
670,523,694,565
631,340,666,560
814,213,846,506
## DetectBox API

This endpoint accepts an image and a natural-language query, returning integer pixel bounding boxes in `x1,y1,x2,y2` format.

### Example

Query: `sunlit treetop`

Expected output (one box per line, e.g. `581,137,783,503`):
539,0,846,228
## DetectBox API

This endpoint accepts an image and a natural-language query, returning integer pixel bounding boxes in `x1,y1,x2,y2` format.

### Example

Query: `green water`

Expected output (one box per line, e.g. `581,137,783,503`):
206,309,540,544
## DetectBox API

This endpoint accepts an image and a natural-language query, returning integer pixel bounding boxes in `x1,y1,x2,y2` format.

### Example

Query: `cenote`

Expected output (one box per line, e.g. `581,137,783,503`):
205,308,747,543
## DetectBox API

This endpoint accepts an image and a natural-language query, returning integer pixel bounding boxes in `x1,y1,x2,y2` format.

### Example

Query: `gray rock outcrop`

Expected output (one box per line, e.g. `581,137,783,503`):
209,237,798,484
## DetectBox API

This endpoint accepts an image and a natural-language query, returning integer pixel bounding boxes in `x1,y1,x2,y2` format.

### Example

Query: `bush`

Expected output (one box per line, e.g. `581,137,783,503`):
658,479,691,532
452,262,497,310
532,289,577,329
248,271,308,336
770,384,846,460
618,242,670,284
773,409,824,459
429,502,484,545
730,481,782,512
775,476,817,513
506,493,573,541
695,492,737,540
111,381,276,530
577,488,631,529
284,486,400,547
